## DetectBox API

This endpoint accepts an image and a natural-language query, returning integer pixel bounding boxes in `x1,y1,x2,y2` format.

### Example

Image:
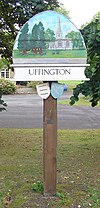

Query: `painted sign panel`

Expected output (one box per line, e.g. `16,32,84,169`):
12,10,88,81
11,64,87,81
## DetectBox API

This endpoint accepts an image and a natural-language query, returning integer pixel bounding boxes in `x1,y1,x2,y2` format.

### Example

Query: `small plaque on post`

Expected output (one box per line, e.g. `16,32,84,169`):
36,83,50,99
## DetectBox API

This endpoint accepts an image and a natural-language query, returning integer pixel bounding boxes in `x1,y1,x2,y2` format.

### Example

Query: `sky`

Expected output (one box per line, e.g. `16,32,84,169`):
28,11,78,35
58,0,100,28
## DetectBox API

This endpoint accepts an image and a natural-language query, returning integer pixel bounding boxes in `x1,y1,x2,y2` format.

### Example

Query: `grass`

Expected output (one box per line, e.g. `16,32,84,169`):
13,49,86,58
58,97,100,106
59,80,100,106
0,128,100,207
59,80,82,92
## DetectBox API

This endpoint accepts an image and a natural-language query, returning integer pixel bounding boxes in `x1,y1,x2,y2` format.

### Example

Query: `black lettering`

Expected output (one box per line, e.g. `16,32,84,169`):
49,69,55,75
59,69,65,75
29,67,71,76
29,69,34,75
44,69,50,75
56,69,59,75
38,69,41,75
65,68,71,74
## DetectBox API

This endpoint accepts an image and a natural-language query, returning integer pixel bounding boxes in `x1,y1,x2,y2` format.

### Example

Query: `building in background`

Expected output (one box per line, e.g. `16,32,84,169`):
49,17,72,50
0,54,10,79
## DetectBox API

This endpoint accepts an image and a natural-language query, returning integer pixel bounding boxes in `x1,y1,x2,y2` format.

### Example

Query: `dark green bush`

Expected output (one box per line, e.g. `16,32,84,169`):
0,79,16,94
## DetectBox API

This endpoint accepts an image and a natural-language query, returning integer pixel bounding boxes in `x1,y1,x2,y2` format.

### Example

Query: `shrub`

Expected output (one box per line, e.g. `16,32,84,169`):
0,79,16,94
0,94,7,111
27,81,42,90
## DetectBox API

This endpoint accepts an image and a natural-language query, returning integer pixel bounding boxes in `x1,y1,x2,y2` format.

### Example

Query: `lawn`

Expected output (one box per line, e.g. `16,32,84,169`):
13,49,86,58
59,80,100,106
59,80,82,92
0,129,100,207
58,97,100,106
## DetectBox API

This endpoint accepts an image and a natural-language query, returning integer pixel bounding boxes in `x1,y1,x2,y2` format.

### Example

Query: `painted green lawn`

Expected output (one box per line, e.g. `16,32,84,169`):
13,49,86,58
0,129,100,207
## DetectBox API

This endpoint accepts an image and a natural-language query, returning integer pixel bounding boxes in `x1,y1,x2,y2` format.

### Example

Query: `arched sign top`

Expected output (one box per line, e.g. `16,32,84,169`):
11,10,89,81
13,10,87,65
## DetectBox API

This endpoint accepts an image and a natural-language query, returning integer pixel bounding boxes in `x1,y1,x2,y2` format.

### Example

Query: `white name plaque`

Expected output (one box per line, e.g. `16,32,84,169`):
11,64,89,81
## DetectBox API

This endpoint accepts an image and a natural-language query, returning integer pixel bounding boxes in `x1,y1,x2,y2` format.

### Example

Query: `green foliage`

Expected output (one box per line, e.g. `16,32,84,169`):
32,181,44,193
30,22,46,52
56,192,71,206
18,23,29,52
65,31,85,49
0,58,9,71
59,96,100,106
56,192,65,198
0,79,16,94
55,3,70,17
18,21,47,54
0,94,7,111
0,0,60,60
45,28,56,41
70,12,100,107
81,188,100,208
0,58,9,111
27,81,42,90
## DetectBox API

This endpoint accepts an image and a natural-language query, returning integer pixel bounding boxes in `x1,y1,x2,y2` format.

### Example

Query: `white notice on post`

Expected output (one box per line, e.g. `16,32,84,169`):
11,65,87,81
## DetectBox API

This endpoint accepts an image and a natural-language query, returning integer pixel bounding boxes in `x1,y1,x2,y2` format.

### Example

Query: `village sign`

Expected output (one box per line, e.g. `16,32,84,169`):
11,10,89,82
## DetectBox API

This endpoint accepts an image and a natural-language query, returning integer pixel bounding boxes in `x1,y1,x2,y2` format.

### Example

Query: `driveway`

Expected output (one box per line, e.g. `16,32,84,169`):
0,93,100,129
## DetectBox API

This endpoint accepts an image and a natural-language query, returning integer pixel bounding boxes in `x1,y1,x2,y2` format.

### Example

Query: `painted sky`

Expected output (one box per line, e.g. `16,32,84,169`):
28,10,78,36
14,10,81,49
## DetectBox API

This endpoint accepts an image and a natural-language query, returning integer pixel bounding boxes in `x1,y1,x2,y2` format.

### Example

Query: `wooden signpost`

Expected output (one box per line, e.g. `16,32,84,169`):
43,94,57,196
12,10,89,197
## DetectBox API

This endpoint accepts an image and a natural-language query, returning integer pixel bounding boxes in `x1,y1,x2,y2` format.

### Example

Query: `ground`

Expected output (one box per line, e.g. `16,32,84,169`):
0,129,100,207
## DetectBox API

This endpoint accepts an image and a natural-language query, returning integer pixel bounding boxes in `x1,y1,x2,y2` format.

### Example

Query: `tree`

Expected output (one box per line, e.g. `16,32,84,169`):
55,3,70,18
0,57,9,71
65,31,84,49
18,23,29,54
36,22,46,51
31,24,38,51
0,58,8,111
31,22,46,54
45,28,56,41
70,12,100,107
0,0,60,60
45,28,56,49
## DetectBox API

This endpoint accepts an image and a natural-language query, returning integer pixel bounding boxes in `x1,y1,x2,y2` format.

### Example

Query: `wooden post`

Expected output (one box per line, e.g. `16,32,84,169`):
43,94,57,196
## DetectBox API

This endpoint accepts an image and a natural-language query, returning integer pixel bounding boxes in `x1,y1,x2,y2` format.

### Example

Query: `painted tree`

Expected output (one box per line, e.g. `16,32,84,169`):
65,31,84,49
45,28,55,40
37,22,46,51
31,24,38,52
31,22,46,54
45,28,56,49
18,23,29,54
70,12,100,107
